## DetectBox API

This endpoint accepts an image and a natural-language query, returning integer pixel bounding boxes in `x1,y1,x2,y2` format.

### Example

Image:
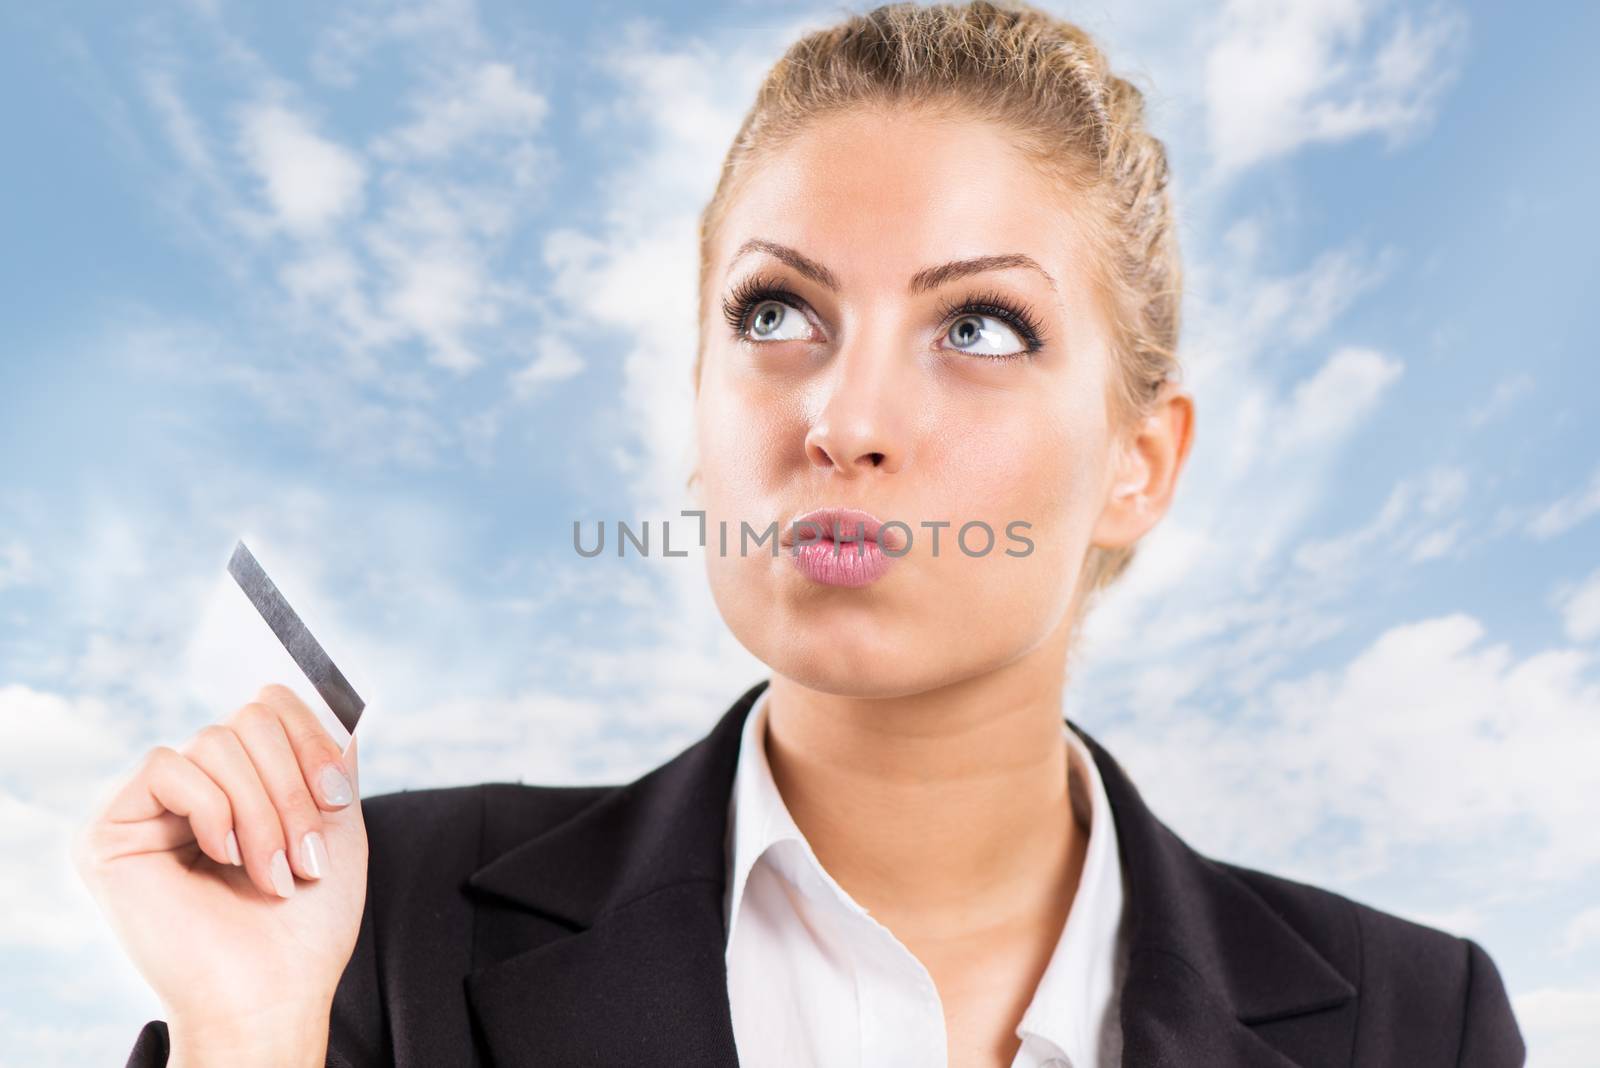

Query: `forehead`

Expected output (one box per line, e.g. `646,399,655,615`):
713,107,1099,300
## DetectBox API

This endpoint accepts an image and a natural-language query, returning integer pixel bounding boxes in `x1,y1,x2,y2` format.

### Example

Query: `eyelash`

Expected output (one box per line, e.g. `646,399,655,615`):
720,272,1048,360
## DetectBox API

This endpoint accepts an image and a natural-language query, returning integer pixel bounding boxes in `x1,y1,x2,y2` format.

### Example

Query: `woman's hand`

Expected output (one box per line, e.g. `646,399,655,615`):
73,684,368,1066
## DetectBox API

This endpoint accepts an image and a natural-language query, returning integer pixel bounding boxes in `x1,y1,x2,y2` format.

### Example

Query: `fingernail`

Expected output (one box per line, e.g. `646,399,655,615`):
225,829,243,866
269,848,295,898
301,831,328,880
318,764,353,807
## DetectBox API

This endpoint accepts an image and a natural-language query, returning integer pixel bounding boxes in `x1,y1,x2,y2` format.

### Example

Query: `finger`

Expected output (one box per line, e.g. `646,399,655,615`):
81,746,238,870
230,700,329,882
255,683,356,811
344,733,359,800
181,724,294,899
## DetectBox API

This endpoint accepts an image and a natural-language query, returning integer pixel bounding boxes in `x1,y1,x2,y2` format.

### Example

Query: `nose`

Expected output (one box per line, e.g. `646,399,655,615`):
802,338,911,476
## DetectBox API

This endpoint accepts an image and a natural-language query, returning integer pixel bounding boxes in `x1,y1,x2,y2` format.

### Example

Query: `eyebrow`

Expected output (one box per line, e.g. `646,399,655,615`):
727,238,1060,296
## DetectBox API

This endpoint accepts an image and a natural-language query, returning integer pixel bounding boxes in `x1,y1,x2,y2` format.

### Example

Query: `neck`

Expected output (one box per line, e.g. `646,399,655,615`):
760,631,1084,945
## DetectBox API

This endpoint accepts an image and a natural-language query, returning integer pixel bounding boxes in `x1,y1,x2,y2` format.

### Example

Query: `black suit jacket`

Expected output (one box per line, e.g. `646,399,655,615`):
127,677,1525,1066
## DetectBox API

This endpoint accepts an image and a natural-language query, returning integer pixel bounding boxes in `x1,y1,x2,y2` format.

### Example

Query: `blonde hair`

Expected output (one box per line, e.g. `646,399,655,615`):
693,0,1183,617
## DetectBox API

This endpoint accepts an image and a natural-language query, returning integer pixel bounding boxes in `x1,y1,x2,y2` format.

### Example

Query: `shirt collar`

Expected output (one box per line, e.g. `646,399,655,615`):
722,684,1127,1066
1013,715,1126,1066
722,684,808,950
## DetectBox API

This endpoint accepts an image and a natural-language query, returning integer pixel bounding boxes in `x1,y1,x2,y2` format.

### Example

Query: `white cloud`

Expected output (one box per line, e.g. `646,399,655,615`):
123,4,575,439
1203,0,1468,177
0,686,131,807
1291,464,1467,574
1098,612,1600,891
373,233,488,371
368,689,657,788
511,337,585,398
1527,464,1600,540
0,539,33,590
1560,906,1600,957
1406,520,1461,562
0,795,104,952
1274,345,1404,452
1418,466,1470,514
1187,237,1393,384
372,61,548,161
1389,904,1483,939
1149,256,1391,573
1552,566,1600,644
0,685,142,958
143,67,222,190
309,0,488,88
236,102,367,235
1513,987,1600,1068
0,1011,160,1068
1468,372,1534,428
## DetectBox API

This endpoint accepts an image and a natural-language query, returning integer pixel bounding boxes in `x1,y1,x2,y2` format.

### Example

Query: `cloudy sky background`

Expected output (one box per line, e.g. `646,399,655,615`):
2,0,1596,1062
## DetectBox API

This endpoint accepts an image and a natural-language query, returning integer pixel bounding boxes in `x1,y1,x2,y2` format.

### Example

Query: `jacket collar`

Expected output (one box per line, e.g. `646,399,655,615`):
462,677,1354,1067
1068,721,1356,1064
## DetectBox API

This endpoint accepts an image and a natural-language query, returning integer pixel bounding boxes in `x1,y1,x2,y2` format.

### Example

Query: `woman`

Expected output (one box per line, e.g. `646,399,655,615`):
79,2,1525,1066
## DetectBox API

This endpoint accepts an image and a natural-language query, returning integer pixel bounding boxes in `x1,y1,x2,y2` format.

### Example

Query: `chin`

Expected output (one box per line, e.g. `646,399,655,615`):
724,599,994,702
767,645,947,699
708,548,1063,697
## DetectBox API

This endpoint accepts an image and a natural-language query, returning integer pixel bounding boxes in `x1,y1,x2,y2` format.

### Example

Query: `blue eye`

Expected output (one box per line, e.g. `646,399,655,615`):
743,298,812,342
942,313,1029,360
722,274,818,344
934,290,1047,362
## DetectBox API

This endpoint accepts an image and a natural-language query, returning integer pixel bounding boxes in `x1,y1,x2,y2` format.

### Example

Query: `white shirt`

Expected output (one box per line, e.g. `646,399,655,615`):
723,685,1128,1068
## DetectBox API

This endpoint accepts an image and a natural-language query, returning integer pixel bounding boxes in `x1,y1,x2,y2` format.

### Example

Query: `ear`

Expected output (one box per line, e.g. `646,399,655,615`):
1090,382,1195,550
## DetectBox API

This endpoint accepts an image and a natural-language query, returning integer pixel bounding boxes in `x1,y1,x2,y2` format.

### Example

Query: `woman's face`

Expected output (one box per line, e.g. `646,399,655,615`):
695,106,1137,698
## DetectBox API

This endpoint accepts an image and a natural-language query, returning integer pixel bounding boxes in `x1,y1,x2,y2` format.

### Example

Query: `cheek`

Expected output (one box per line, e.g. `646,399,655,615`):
932,399,1101,545
696,377,786,520
694,377,787,619
913,400,1104,649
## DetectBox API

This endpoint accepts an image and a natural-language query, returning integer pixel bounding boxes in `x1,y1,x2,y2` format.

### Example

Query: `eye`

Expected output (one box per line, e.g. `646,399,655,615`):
722,273,817,344
935,289,1047,362
942,313,1028,359
744,299,812,342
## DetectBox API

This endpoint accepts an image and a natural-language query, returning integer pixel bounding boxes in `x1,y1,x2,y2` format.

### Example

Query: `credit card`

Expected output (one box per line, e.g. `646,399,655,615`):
226,540,365,735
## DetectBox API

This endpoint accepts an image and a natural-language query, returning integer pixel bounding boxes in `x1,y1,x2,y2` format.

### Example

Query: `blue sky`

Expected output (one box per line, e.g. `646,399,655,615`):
2,0,1597,1063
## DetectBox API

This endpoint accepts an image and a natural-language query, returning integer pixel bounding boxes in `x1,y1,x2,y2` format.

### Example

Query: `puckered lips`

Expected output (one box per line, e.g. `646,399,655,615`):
780,507,902,588
779,507,909,553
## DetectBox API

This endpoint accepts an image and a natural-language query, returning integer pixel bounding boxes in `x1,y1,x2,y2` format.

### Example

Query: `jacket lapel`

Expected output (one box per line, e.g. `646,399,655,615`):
460,678,765,1067
461,880,739,1065
1070,723,1358,1066
460,677,1356,1067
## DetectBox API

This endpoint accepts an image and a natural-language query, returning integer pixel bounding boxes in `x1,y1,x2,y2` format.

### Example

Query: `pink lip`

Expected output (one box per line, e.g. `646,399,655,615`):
783,507,898,588
781,508,907,548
